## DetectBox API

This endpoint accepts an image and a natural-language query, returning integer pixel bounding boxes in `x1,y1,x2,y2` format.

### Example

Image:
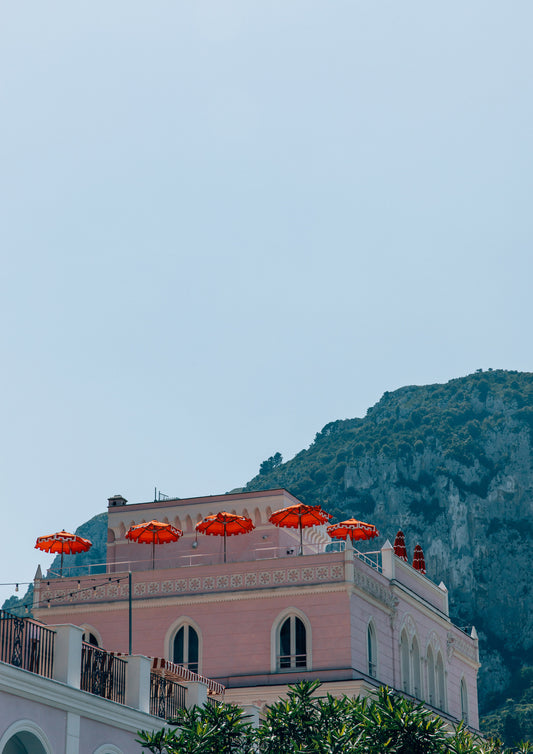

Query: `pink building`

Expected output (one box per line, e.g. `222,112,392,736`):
33,488,480,728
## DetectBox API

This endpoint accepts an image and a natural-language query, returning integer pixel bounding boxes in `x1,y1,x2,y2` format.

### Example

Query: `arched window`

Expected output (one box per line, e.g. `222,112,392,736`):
411,636,421,699
173,624,199,673
277,615,307,670
367,622,377,678
436,652,446,711
400,630,410,694
82,631,100,647
3,732,48,754
460,677,469,723
0,722,52,754
426,645,435,705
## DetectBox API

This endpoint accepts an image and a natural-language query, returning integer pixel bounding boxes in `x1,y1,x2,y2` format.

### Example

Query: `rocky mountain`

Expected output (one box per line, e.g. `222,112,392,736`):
4,370,533,742
244,369,533,722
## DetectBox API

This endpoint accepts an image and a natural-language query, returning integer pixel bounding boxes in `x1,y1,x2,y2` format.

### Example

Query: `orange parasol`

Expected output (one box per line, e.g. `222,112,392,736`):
35,530,92,577
269,503,331,556
326,518,379,543
393,530,408,561
126,520,183,569
195,512,254,563
412,544,426,574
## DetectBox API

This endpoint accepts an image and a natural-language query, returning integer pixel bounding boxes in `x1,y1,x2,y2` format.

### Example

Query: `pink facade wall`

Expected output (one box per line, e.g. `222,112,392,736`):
0,688,145,754
0,692,66,751
34,489,480,729
79,717,146,754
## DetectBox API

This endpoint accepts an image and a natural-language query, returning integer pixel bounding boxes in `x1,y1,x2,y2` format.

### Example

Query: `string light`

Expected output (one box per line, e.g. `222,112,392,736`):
3,574,129,612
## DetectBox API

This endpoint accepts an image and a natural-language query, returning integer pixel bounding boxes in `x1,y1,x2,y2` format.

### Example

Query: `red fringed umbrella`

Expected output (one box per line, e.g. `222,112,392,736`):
195,512,255,563
269,503,331,556
126,520,183,569
35,530,93,577
412,544,426,574
326,518,379,543
393,530,408,561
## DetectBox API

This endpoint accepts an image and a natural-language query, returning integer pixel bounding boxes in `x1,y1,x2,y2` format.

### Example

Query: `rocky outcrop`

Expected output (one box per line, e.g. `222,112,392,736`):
245,370,533,710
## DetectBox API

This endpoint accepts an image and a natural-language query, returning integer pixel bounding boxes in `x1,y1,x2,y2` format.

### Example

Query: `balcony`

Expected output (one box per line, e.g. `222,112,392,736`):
81,642,126,704
0,610,217,718
150,672,187,718
0,609,55,679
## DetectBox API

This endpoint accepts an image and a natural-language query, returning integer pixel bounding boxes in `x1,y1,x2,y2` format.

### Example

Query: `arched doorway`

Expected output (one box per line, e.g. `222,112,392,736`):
2,731,48,754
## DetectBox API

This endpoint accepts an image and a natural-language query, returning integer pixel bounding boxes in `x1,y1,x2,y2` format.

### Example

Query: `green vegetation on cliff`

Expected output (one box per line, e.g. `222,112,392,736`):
245,369,533,747
246,369,532,518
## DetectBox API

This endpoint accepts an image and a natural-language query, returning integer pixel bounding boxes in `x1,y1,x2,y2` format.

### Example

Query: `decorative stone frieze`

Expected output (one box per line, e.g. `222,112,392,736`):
353,570,396,608
41,563,346,606
447,631,479,662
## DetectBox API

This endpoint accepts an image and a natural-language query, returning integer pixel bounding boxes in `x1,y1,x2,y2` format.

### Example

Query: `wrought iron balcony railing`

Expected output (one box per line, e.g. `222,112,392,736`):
0,609,55,679
81,642,126,704
150,672,187,719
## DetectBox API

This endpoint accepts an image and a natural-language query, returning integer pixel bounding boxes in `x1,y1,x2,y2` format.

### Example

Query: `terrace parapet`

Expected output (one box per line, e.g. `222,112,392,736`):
35,541,457,630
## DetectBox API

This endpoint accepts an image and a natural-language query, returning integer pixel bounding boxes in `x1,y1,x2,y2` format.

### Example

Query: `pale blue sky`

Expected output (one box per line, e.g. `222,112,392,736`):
1,1,532,603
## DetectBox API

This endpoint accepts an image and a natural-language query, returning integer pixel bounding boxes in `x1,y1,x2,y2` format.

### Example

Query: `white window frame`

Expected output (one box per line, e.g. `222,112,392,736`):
80,624,103,647
426,644,436,706
460,677,469,723
411,635,422,699
271,608,312,673
367,620,378,678
400,629,410,694
435,651,446,711
165,617,202,674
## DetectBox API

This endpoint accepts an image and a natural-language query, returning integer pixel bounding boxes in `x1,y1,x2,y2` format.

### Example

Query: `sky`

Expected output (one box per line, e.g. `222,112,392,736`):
1,1,532,605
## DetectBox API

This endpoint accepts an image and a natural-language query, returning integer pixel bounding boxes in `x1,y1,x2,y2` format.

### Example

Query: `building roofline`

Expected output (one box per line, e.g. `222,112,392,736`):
108,488,302,510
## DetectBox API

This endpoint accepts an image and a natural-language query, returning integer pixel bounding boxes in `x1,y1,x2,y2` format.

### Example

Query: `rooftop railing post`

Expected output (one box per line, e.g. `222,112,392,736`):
52,624,83,688
186,680,208,708
128,571,132,655
344,535,354,582
125,654,151,713
381,539,394,579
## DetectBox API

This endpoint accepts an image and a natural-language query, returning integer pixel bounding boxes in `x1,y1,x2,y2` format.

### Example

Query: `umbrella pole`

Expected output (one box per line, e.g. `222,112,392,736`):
299,518,303,556
223,523,227,564
152,540,155,569
60,549,64,577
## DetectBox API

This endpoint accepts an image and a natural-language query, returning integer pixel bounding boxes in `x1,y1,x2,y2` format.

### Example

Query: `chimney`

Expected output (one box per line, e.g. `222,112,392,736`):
108,494,128,507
